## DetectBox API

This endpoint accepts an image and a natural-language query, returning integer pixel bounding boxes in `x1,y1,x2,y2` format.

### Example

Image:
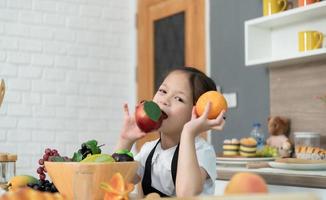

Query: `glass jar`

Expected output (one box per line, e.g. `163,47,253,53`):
0,153,17,185
0,154,8,185
7,154,17,181
294,132,320,147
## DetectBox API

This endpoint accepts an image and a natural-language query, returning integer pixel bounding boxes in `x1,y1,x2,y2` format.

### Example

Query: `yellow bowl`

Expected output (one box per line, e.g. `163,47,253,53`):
45,161,139,200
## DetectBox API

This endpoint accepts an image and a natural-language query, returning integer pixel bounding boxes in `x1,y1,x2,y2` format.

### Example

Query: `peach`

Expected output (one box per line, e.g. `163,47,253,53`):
224,172,268,194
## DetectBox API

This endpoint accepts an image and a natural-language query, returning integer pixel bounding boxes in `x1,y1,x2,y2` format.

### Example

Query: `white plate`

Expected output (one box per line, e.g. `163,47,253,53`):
216,157,276,165
268,161,326,170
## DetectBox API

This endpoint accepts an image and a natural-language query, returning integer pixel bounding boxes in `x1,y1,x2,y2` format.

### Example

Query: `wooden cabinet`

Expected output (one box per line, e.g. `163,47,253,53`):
245,1,326,67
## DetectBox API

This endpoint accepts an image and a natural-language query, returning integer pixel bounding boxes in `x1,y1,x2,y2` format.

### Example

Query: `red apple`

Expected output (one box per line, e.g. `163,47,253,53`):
135,100,167,133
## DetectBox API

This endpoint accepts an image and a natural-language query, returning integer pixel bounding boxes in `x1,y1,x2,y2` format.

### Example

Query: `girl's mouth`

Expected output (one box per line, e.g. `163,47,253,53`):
161,110,168,119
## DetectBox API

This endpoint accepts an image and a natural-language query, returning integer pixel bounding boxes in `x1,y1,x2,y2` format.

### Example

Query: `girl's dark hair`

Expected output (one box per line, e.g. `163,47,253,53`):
165,66,217,105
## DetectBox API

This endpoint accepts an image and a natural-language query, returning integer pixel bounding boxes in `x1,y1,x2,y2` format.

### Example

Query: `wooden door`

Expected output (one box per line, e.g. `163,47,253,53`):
136,0,206,150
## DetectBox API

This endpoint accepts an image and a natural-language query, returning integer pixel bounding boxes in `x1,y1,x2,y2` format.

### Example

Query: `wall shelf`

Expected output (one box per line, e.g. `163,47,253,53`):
245,1,326,67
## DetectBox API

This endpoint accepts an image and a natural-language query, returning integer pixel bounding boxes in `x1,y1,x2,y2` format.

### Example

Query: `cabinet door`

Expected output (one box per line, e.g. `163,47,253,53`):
137,0,206,150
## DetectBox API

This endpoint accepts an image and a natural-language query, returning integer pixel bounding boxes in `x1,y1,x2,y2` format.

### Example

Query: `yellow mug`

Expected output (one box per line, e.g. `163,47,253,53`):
298,31,324,52
263,0,288,16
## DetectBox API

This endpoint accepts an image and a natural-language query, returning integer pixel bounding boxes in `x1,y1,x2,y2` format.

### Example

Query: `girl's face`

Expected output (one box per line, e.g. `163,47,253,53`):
153,71,193,136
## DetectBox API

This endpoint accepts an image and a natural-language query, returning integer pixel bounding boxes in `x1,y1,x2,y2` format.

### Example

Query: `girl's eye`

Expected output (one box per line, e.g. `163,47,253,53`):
158,89,166,94
175,96,184,103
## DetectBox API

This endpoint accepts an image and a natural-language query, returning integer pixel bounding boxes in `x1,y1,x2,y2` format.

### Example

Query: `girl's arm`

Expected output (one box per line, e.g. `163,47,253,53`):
176,102,225,197
176,132,206,196
115,103,147,151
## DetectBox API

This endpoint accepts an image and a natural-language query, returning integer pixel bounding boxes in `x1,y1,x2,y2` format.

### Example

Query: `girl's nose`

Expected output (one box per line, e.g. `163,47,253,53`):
159,98,170,107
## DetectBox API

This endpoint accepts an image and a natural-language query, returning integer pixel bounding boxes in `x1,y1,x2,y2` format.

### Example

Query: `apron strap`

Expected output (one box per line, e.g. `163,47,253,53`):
142,139,161,195
171,144,180,185
142,139,180,197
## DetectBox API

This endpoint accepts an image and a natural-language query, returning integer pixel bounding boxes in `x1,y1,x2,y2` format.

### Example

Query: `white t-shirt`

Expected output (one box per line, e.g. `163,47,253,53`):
135,137,216,196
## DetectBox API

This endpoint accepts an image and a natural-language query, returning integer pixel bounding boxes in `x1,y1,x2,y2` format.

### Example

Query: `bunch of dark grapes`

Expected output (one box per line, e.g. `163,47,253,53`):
28,148,60,193
27,180,58,193
38,148,59,180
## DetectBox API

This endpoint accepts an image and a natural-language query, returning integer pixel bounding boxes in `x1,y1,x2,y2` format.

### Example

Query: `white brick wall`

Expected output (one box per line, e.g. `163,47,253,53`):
0,0,136,176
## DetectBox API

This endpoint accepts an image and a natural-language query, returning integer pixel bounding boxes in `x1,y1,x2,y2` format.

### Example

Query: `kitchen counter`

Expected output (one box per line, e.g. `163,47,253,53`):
154,193,318,200
216,165,326,189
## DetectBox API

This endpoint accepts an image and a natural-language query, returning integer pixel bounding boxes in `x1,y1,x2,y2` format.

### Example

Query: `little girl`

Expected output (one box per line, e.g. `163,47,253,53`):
116,66,225,197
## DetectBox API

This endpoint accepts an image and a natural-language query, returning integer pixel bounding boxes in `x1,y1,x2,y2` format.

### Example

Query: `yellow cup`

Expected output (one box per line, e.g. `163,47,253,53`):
298,31,324,52
263,0,288,16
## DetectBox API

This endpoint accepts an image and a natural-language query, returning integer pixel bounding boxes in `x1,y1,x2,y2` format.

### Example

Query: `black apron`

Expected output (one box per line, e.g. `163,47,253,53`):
141,139,180,197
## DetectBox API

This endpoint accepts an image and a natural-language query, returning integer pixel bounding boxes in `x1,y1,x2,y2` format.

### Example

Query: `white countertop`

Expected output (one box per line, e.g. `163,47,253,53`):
217,165,326,177
216,163,326,189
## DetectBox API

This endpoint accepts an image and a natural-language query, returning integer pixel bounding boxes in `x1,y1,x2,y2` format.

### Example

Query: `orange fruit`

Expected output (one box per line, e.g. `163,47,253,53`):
101,173,134,200
195,91,227,119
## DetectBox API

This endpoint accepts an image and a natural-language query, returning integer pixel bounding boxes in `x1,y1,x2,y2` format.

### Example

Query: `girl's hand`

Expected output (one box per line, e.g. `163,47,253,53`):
183,102,225,138
120,103,147,142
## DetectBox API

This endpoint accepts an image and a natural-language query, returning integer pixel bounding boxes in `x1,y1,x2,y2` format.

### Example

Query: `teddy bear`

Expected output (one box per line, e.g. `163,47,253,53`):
266,116,292,157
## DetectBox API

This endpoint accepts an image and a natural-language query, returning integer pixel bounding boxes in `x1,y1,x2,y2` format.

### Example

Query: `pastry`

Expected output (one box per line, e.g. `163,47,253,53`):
240,137,257,157
295,146,326,160
223,139,240,156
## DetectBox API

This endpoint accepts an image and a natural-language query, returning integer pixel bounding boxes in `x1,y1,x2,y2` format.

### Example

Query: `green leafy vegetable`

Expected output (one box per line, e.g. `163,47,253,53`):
72,152,83,162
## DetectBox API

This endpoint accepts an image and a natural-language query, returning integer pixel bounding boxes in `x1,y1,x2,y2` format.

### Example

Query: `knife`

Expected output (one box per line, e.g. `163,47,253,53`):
275,158,326,164
246,158,326,169
246,162,271,169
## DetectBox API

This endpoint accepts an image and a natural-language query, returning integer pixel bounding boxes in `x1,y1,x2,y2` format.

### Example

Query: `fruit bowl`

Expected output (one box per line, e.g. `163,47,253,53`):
45,161,139,200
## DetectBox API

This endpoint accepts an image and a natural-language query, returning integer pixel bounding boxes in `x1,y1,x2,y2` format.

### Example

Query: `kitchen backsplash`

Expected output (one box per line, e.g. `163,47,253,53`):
0,0,136,175
270,60,326,148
